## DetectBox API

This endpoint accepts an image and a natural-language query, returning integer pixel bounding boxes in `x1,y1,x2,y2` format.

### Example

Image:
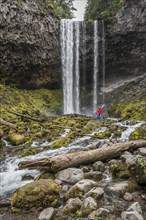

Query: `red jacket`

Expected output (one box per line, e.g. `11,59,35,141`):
97,108,102,114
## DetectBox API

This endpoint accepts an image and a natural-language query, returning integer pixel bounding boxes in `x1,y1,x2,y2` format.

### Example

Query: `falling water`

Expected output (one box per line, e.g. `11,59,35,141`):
61,20,74,114
93,20,99,113
82,21,87,86
102,20,105,106
74,21,80,113
60,19,80,114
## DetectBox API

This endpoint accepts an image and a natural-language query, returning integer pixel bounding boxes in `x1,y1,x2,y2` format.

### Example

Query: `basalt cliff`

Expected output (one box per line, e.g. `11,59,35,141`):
0,0,60,89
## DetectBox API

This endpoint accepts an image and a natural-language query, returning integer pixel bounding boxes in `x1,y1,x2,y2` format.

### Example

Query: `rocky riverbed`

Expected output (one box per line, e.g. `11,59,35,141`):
0,114,146,220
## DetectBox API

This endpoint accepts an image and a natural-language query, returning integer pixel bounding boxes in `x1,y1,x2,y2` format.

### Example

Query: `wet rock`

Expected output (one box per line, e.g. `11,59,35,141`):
84,171,103,181
121,211,144,220
11,179,60,211
81,197,97,215
92,161,106,172
128,157,146,184
88,208,110,220
123,192,133,201
127,202,143,215
84,187,104,200
63,198,82,214
106,181,129,197
22,174,34,181
38,207,55,220
57,168,84,184
109,159,130,179
65,179,97,200
138,148,146,157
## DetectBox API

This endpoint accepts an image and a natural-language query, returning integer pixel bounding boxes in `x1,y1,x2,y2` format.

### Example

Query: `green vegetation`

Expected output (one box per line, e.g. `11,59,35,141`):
84,0,125,21
48,0,76,19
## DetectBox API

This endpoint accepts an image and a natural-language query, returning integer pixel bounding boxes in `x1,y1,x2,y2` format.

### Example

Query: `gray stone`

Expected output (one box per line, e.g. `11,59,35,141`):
88,208,110,220
84,187,104,200
65,179,97,200
127,202,142,215
92,161,106,172
57,168,84,184
106,181,129,197
123,192,133,201
121,211,144,220
38,207,55,220
81,197,97,215
63,197,82,214
138,148,146,157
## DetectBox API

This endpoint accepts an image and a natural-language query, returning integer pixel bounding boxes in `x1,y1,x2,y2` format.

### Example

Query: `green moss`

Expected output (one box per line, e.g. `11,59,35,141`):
109,160,130,179
130,124,146,140
108,100,146,120
20,149,38,157
7,132,26,145
11,179,60,211
94,130,111,139
128,179,139,193
50,136,71,149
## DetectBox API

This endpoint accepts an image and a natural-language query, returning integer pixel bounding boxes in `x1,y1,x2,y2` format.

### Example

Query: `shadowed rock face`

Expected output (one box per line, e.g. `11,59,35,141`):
0,0,61,89
106,0,146,82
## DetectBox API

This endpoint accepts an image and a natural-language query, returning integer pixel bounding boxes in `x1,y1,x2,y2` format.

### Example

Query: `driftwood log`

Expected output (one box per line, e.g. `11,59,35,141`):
19,140,146,172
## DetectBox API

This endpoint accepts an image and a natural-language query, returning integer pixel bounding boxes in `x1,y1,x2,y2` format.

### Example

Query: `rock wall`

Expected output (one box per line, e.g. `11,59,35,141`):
0,0,61,89
106,0,146,81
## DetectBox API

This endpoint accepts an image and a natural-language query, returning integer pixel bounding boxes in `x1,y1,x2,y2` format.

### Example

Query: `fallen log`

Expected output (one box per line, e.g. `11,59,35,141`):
7,110,40,122
18,140,146,172
0,119,17,129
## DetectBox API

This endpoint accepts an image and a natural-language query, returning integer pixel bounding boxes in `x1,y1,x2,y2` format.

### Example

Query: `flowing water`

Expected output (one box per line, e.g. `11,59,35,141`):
0,120,143,199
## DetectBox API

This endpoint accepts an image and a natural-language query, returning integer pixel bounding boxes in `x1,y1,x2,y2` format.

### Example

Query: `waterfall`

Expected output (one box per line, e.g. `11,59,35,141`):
93,20,99,113
60,19,105,115
60,19,80,114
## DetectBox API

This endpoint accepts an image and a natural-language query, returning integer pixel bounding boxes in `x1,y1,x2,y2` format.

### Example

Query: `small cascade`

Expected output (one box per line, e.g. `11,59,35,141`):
93,20,99,113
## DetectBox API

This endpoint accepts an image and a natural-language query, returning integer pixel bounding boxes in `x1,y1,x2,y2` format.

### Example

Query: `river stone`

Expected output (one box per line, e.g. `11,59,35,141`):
127,202,143,215
138,148,146,157
92,161,106,172
38,207,55,220
65,179,97,200
57,168,84,184
121,211,144,220
63,197,82,214
81,197,97,215
123,192,133,201
88,208,110,219
11,179,60,211
84,187,104,200
106,181,129,197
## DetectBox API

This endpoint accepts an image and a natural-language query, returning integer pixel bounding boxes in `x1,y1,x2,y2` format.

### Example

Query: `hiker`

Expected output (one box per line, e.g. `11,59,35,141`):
97,107,103,120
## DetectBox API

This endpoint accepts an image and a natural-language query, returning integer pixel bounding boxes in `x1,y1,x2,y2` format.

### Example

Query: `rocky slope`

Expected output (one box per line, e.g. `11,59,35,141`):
106,0,146,81
0,0,61,89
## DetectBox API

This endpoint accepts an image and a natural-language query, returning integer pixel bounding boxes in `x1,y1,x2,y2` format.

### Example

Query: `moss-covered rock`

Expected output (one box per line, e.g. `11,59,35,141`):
109,160,130,179
128,157,146,184
7,132,26,145
11,179,60,211
129,123,146,140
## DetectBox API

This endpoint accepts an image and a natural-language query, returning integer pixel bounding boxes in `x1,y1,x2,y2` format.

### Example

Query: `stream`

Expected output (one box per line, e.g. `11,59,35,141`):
0,119,144,199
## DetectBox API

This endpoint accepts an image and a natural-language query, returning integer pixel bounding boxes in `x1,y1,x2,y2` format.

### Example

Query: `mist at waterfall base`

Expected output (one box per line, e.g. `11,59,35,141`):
60,19,105,115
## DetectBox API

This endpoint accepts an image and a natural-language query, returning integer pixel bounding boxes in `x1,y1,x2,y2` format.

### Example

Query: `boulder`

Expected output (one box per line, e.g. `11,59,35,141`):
57,168,84,184
38,207,55,220
11,179,60,211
